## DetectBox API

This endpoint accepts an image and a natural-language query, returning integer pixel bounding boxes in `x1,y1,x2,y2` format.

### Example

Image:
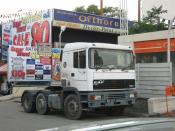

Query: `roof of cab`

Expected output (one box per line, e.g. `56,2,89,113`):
63,42,132,51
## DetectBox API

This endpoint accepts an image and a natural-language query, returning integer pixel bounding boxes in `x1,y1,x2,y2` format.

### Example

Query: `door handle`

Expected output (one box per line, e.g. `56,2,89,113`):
71,73,75,77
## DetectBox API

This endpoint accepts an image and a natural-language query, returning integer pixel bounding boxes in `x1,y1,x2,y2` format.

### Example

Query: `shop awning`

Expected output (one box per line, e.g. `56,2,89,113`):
0,64,7,74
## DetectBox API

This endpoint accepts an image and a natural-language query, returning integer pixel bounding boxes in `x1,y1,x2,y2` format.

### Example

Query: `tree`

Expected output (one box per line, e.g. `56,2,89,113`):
74,5,121,18
103,7,121,18
129,5,167,34
74,6,87,13
86,5,100,15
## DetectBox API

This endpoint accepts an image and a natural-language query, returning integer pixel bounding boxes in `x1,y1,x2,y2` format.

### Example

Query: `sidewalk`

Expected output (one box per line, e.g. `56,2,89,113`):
0,94,16,102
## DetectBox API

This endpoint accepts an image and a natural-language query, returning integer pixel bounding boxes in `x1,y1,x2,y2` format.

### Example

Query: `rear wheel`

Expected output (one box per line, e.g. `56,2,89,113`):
64,94,82,120
36,93,49,115
21,92,35,113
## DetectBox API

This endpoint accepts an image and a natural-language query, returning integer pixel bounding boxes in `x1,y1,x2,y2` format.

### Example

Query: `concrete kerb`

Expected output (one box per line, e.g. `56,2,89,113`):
0,86,46,102
0,94,17,102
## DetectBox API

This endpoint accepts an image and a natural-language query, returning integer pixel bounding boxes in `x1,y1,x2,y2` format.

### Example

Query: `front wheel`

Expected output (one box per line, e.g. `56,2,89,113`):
36,93,49,115
64,94,82,120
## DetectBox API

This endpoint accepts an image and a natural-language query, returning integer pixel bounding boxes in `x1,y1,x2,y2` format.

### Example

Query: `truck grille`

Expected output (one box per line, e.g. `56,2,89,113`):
108,94,126,99
93,79,135,90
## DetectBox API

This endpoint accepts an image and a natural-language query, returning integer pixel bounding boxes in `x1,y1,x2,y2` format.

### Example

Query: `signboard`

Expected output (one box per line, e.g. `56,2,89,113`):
2,9,52,60
38,43,52,57
134,39,175,54
51,48,61,81
53,9,126,34
2,23,12,60
8,45,51,81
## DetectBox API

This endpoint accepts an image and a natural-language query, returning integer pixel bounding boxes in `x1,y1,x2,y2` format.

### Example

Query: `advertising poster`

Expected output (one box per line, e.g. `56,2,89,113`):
8,45,51,81
2,9,52,60
2,23,13,60
51,48,61,81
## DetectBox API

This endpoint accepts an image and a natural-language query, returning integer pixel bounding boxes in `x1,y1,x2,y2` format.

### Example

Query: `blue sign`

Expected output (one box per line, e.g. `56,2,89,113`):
52,48,60,53
26,59,35,65
54,9,120,29
35,65,43,70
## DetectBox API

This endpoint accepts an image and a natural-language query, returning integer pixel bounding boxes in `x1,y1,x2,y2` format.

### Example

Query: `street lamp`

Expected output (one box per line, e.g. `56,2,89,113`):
167,16,175,63
167,16,175,87
58,26,66,50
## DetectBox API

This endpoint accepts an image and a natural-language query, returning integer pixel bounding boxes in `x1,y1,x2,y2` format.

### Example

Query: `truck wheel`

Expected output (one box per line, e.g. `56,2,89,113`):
64,94,82,120
36,93,49,115
106,107,125,116
21,92,35,113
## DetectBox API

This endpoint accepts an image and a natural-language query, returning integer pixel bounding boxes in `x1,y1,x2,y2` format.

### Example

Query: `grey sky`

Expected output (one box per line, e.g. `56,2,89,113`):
0,0,138,20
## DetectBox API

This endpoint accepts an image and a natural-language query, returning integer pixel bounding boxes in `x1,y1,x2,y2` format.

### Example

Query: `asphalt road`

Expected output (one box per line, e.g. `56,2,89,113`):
0,99,172,131
0,99,131,131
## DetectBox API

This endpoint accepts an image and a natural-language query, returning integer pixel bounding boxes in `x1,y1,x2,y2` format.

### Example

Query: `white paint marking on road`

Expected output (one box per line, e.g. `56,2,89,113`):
36,127,59,131
71,121,138,131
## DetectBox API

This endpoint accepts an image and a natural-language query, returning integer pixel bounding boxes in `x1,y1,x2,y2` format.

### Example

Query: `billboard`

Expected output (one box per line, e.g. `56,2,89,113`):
51,48,61,81
8,45,51,81
53,9,126,34
2,9,52,60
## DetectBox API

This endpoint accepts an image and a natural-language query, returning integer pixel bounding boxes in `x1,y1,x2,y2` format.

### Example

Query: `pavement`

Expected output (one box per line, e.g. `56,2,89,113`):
0,94,17,102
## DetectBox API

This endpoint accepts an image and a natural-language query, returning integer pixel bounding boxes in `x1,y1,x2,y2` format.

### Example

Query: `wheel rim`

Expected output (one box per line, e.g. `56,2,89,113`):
37,95,46,111
67,99,79,115
24,96,31,110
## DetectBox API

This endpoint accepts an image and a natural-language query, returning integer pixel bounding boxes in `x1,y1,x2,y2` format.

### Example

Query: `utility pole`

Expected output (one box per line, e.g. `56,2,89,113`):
138,0,141,21
100,0,103,15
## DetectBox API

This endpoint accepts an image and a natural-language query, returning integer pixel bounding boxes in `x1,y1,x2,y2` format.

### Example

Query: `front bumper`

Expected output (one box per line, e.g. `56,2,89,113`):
87,91,135,108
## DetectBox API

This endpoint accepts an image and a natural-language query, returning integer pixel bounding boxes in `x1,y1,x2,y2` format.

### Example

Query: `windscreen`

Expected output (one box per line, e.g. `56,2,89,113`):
89,48,134,70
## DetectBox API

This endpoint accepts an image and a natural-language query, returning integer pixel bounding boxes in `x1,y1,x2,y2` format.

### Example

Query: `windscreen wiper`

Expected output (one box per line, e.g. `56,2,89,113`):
94,65,103,71
121,66,131,71
107,65,116,71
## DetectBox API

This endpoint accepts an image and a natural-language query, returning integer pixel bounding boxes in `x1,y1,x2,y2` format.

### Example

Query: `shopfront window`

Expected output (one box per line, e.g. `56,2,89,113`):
136,52,167,63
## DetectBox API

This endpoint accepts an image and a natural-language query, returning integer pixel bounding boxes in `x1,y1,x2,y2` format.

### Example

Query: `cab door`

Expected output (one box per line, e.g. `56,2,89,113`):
71,50,87,81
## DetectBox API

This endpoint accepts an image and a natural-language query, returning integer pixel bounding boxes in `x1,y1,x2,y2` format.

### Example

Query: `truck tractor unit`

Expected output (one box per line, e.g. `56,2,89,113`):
21,42,136,120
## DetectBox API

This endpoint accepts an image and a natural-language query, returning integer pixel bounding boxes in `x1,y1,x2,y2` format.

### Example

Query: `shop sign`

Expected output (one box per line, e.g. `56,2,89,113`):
53,9,128,34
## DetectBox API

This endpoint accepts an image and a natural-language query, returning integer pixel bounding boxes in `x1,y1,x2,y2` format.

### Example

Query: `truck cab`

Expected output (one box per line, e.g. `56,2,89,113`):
62,42,135,92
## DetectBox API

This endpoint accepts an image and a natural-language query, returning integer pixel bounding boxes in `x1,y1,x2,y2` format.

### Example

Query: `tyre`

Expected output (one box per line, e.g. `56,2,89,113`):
36,93,49,115
106,107,125,116
21,92,36,113
64,94,82,120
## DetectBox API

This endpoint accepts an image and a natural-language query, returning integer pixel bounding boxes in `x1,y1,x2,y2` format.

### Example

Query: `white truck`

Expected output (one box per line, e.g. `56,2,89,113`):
21,42,136,120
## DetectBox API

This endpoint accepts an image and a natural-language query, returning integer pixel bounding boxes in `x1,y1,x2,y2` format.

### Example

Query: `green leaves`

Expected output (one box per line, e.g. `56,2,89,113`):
74,5,121,18
129,5,168,34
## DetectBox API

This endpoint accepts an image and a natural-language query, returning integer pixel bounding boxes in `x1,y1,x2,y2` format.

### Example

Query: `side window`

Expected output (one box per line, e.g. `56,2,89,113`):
74,52,78,68
79,51,86,68
73,50,86,68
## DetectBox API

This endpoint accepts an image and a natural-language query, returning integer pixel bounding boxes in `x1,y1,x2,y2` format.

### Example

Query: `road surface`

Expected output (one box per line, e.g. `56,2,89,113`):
0,99,168,131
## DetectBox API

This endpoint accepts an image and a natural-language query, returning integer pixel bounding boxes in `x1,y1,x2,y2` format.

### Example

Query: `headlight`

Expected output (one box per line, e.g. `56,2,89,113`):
130,93,135,98
90,95,101,101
